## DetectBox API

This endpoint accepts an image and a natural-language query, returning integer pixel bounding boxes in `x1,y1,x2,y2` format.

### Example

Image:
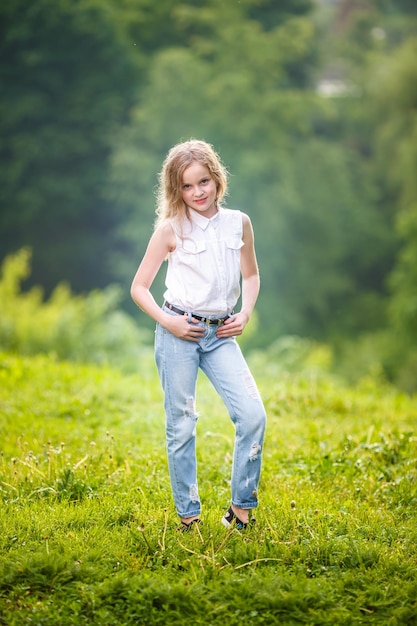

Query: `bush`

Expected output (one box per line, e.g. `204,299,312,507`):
249,334,334,380
0,249,152,371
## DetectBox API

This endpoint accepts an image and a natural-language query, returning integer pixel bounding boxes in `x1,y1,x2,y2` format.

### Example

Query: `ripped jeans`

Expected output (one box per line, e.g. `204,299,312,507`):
155,306,266,519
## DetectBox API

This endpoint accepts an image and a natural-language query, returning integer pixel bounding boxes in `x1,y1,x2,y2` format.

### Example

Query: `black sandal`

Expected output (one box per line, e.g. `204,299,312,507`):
221,506,255,531
178,518,202,533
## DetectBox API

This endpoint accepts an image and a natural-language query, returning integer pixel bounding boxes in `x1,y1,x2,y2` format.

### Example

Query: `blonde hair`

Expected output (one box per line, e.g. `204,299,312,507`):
155,139,228,229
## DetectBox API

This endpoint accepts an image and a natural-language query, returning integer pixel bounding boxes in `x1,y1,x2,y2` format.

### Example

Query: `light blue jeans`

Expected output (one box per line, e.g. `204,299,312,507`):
155,306,266,519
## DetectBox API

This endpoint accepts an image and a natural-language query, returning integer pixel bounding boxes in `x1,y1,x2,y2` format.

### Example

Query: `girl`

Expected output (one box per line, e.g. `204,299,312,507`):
130,139,266,531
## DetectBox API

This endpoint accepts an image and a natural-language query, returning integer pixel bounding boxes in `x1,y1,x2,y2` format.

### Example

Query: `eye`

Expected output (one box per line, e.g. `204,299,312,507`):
201,178,209,184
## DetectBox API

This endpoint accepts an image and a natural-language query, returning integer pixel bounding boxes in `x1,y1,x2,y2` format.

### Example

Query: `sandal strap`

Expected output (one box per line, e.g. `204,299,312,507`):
179,518,201,532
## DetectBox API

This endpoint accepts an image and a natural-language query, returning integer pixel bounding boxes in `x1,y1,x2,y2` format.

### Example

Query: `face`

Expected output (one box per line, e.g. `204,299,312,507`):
181,162,218,218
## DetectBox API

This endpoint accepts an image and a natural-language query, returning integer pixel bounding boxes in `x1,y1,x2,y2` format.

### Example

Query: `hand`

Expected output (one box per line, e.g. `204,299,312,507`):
164,313,205,342
216,312,249,338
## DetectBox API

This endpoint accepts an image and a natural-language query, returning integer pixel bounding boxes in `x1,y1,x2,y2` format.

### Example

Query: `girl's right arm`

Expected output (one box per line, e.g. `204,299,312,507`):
130,221,174,325
130,222,205,342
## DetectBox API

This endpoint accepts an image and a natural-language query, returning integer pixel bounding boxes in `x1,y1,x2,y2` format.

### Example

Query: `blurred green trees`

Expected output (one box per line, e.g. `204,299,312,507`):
0,0,146,291
1,0,417,388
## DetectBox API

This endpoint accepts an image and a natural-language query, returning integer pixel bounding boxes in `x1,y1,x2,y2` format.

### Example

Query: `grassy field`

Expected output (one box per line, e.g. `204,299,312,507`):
0,350,416,625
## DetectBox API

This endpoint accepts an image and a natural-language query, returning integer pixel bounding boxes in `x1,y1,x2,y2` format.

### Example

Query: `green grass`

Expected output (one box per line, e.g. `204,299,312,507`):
0,351,416,625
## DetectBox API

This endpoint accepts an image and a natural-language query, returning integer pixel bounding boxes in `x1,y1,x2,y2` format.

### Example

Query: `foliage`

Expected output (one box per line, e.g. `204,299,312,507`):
372,38,417,348
357,29,417,391
303,0,417,389
0,249,151,371
1,0,417,386
0,0,144,292
0,352,416,624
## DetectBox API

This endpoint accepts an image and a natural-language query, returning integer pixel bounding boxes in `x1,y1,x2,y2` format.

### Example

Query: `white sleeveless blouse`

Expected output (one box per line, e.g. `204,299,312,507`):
164,207,243,316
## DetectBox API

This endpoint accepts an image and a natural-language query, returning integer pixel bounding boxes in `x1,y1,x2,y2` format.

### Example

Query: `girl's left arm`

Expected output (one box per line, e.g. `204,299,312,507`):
217,212,260,337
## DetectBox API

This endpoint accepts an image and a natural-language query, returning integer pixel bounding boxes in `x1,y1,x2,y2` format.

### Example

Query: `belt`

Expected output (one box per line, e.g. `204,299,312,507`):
164,301,230,326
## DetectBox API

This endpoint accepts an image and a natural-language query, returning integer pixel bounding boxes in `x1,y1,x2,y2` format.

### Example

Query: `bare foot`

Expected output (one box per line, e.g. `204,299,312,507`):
180,515,200,525
231,505,249,524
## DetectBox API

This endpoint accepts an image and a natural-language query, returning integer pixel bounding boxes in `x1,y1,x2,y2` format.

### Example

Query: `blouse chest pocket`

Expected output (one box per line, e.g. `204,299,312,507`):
177,238,207,265
225,237,244,251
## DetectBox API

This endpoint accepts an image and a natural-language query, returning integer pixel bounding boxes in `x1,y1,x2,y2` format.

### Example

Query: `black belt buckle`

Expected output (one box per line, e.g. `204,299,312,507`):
198,315,226,325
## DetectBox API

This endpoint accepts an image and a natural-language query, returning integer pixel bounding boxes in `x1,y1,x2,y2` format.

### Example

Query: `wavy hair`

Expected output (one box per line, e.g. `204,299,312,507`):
154,139,228,229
